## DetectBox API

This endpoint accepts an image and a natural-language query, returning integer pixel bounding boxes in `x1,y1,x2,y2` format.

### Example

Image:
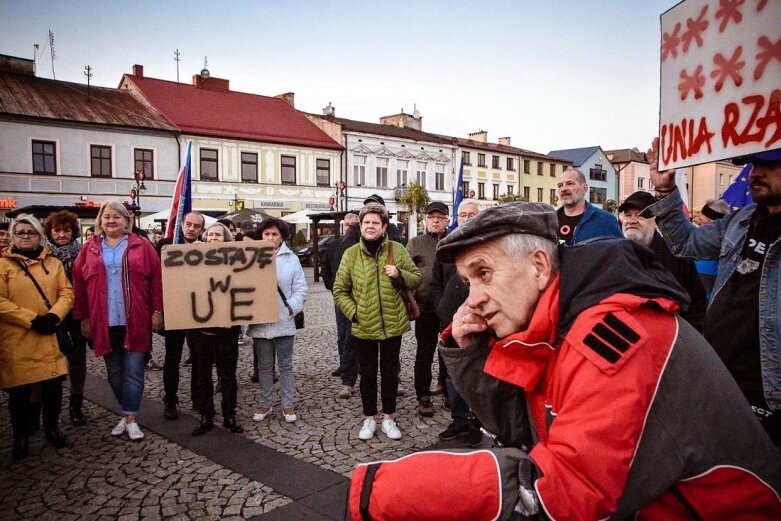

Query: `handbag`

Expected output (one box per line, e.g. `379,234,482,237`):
12,258,74,356
277,286,305,330
387,241,421,321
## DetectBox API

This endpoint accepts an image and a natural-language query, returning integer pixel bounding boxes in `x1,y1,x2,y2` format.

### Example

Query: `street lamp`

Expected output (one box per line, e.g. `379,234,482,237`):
129,169,146,227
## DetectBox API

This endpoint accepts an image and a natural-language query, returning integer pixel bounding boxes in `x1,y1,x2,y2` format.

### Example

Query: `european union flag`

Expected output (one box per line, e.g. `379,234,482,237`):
448,156,465,233
721,164,753,210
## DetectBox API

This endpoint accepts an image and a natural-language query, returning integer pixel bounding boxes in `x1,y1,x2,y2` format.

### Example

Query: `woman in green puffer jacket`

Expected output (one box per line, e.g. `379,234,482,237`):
333,203,421,442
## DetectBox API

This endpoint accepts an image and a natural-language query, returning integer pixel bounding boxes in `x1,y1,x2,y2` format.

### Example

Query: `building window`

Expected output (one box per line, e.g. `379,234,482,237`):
281,155,296,185
549,163,556,177
537,187,543,202
32,140,56,175
200,148,218,181
493,184,500,200
719,173,724,185
590,164,606,182
376,157,388,187
507,157,514,171
537,162,543,176
523,159,530,174
354,155,366,186
416,161,427,188
590,187,607,204
637,177,644,189
478,153,486,167
134,148,154,180
478,182,485,199
492,155,500,169
90,145,112,178
523,186,530,200
316,158,330,186
729,175,734,185
241,152,258,183
507,185,514,196
462,151,471,165
550,189,557,205
462,181,470,196
397,160,408,187
435,163,445,191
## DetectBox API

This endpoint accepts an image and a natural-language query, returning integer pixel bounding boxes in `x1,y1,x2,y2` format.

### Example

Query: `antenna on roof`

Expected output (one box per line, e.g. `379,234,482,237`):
174,48,181,83
48,29,56,79
84,65,92,101
200,56,209,79
413,103,420,119
33,43,39,75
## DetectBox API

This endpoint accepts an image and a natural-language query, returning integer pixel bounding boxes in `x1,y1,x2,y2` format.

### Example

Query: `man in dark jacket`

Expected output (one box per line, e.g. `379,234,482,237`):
434,202,780,519
556,169,622,244
619,190,708,332
406,201,448,417
321,212,359,398
155,211,205,420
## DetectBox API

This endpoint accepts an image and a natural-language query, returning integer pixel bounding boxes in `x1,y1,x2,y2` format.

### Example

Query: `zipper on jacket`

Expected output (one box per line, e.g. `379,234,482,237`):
375,255,388,337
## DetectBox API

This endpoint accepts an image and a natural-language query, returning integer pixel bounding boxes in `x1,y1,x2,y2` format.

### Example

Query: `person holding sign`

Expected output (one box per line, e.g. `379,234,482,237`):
645,141,781,448
187,223,243,436
73,202,163,441
333,203,422,441
248,217,308,424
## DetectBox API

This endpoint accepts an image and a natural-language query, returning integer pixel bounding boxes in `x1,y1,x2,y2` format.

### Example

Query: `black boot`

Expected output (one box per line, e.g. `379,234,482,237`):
28,402,42,435
45,429,67,449
69,394,86,426
163,402,179,420
12,438,29,460
192,415,214,436
223,417,244,434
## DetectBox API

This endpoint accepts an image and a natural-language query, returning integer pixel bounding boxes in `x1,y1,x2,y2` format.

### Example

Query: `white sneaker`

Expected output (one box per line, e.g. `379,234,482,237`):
253,407,272,421
127,421,144,441
282,409,297,423
111,417,127,436
382,418,401,440
337,386,352,399
359,418,376,440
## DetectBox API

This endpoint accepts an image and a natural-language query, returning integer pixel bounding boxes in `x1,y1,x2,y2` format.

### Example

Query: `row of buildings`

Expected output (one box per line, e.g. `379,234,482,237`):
0,53,741,231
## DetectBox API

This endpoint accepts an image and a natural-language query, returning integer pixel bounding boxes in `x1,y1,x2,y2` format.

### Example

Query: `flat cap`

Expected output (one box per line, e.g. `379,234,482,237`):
425,201,448,215
436,202,558,263
364,194,386,206
618,191,656,213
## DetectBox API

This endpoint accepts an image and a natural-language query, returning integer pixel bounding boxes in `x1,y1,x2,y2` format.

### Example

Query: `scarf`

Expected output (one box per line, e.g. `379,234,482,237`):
48,239,82,280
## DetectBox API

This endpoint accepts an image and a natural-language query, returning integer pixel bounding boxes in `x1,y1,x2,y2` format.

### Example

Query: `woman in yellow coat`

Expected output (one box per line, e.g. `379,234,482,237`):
0,214,73,460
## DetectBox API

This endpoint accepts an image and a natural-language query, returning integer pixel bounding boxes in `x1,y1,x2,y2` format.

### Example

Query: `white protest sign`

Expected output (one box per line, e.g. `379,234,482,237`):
659,0,781,169
161,240,279,330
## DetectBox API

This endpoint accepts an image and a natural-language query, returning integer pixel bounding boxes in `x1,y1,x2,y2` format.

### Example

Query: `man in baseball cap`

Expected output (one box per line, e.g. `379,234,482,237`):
363,194,386,206
431,201,781,518
647,141,781,448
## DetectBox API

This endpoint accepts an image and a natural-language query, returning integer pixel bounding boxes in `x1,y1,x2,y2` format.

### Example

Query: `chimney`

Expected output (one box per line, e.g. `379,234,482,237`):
380,109,422,131
192,72,230,92
468,130,488,143
498,137,511,146
276,92,295,107
0,55,35,76
132,64,144,77
323,102,335,116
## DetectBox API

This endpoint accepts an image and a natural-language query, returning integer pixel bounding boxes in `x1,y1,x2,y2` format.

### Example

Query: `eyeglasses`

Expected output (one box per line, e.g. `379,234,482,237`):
426,215,448,221
14,231,39,237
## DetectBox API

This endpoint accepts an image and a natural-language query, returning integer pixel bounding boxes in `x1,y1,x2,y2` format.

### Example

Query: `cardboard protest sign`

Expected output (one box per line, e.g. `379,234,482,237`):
161,240,279,330
659,0,781,169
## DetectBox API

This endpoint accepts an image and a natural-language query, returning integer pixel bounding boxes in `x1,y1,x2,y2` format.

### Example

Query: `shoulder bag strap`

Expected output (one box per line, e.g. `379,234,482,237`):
387,240,394,265
12,258,52,309
277,285,294,316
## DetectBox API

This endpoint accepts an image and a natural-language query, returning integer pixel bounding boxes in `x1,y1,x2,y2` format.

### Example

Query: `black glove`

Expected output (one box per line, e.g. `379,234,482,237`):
30,313,59,335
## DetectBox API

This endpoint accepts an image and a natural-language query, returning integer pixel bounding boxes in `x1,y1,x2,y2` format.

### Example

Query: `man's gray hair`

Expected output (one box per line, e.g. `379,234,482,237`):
458,199,484,214
705,198,730,214
499,233,560,275
561,168,587,185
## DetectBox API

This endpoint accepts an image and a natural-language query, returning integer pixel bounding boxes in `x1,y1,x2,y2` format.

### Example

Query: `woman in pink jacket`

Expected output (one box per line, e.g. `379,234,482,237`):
72,201,163,441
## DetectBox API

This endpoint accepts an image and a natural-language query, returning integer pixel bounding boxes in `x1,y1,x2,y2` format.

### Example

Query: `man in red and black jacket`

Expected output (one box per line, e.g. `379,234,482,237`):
435,202,781,519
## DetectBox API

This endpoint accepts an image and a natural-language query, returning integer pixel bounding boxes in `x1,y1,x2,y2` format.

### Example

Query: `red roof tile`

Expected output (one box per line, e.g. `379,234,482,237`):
121,74,342,150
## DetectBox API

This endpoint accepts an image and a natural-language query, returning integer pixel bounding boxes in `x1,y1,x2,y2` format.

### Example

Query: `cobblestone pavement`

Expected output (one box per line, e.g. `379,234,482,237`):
0,268,455,519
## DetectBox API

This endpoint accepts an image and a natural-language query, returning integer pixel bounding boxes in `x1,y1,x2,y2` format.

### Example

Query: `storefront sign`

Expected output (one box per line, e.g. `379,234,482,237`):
0,198,17,209
255,200,290,209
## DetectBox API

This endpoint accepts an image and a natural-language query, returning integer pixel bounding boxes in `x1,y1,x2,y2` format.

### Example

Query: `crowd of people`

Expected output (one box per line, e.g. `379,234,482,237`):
1,142,780,517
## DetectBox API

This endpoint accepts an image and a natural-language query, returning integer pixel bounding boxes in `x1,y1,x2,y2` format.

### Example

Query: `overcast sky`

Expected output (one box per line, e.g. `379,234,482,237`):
1,0,679,154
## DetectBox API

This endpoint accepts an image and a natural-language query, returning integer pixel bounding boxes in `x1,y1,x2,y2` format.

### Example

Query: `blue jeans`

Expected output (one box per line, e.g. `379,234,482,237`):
254,336,294,409
104,326,146,415
335,305,358,387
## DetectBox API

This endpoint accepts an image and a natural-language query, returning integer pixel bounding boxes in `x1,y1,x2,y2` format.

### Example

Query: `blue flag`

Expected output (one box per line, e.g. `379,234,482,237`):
721,163,753,210
448,156,465,233
167,140,193,244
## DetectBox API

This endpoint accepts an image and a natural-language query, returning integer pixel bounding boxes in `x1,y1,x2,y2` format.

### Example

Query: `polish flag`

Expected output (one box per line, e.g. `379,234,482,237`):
166,141,193,243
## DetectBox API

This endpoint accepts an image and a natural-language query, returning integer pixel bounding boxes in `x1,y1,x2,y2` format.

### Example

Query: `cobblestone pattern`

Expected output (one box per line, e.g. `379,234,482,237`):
90,269,450,473
0,400,290,520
